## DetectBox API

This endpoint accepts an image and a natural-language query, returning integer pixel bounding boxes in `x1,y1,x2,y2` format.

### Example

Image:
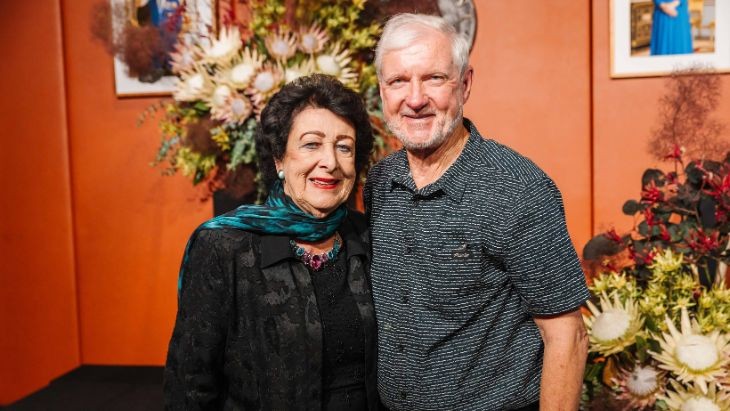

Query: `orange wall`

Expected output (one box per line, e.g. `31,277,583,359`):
61,0,211,365
0,0,80,404
4,0,730,405
591,0,730,234
466,1,593,250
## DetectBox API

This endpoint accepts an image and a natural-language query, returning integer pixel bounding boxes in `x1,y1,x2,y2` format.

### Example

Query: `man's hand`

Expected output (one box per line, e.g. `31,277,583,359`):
534,309,588,411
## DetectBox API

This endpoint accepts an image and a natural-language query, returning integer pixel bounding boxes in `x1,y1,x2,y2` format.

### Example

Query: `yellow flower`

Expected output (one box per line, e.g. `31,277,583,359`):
650,308,730,393
584,293,644,356
650,249,684,273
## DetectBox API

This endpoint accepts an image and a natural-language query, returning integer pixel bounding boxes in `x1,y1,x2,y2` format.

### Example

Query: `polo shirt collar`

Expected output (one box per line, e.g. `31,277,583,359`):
388,118,480,203
260,213,367,268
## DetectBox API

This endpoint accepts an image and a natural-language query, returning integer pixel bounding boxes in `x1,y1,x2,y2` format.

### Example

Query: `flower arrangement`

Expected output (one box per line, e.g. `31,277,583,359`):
145,0,390,198
581,69,730,410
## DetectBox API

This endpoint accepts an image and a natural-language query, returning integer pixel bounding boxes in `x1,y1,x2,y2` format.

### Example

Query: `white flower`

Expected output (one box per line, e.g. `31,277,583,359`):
614,364,664,409
298,24,328,54
661,380,730,411
584,293,644,355
650,308,730,393
313,43,357,86
284,60,314,83
203,26,242,64
264,29,297,61
174,69,210,102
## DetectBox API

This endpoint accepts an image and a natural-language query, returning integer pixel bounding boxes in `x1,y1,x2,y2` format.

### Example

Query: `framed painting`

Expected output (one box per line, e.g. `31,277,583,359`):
111,0,216,97
610,0,730,78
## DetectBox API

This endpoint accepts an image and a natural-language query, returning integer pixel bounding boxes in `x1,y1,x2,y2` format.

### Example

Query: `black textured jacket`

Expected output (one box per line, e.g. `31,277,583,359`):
164,211,378,410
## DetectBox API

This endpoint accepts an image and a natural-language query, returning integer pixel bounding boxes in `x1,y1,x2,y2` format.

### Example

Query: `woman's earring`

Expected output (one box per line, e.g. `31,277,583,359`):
277,170,285,180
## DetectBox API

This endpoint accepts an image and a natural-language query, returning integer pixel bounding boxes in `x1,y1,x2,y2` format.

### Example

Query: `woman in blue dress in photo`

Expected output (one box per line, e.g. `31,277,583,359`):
650,0,693,55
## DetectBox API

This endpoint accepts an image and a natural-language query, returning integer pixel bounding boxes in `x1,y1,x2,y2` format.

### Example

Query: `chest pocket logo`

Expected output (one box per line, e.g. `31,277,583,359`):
451,242,473,259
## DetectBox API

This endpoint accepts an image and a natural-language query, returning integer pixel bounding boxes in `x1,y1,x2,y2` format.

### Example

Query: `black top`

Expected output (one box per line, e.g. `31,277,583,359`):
364,118,590,410
309,246,368,411
164,211,379,411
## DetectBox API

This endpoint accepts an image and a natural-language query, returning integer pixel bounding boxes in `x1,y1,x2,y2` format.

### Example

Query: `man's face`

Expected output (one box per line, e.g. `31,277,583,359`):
379,30,471,151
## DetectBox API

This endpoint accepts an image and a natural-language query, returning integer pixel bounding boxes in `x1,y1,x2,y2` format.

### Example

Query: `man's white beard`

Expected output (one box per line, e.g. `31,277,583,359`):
387,106,463,152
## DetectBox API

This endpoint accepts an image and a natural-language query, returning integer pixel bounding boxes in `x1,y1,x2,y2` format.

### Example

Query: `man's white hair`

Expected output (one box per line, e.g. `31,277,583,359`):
374,13,470,80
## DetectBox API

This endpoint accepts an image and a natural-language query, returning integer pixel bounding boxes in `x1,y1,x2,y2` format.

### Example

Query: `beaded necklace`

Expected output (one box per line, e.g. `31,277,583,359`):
290,233,342,271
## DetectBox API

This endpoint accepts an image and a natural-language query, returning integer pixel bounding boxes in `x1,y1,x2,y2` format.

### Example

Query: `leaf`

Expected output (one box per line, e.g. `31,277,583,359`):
635,335,648,362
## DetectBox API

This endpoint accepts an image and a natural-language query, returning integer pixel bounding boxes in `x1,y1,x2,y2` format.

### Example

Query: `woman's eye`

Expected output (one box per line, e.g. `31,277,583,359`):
302,142,319,150
337,144,354,154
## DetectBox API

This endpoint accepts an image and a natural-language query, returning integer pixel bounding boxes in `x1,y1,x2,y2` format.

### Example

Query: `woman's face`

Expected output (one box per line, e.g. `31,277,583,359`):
275,107,357,218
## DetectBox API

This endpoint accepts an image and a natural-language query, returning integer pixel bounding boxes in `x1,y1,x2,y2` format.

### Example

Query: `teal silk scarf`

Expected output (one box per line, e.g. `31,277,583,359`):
178,180,347,292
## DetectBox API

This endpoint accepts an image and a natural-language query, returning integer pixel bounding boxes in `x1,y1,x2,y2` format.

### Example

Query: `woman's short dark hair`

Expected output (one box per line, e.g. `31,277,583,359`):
255,74,374,191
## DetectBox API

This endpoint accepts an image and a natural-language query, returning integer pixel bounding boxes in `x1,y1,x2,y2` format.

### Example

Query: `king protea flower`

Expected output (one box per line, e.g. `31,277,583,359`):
246,63,283,115
209,88,252,124
264,29,298,62
614,364,664,410
314,43,357,86
298,24,328,54
661,380,730,411
284,59,315,84
584,293,644,355
217,47,263,90
169,41,199,74
174,67,211,102
650,307,730,393
203,26,242,65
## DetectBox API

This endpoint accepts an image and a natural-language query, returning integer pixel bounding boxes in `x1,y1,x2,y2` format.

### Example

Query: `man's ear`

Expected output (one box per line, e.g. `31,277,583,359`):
462,66,474,103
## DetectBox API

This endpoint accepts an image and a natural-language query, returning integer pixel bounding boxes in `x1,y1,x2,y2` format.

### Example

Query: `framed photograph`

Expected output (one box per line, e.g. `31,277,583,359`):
111,0,215,97
610,0,730,78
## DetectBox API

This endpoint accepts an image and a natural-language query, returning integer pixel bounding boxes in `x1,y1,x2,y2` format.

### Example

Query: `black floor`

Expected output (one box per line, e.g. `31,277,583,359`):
5,366,164,411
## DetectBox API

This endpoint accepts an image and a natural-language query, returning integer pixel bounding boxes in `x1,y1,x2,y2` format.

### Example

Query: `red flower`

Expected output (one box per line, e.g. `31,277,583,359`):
644,207,657,227
706,173,730,202
604,228,622,244
716,207,728,224
664,144,684,161
659,224,671,241
641,181,664,204
687,229,721,254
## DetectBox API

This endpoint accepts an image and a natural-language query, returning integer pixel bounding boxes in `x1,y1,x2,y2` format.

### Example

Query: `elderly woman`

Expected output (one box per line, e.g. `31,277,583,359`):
164,74,377,410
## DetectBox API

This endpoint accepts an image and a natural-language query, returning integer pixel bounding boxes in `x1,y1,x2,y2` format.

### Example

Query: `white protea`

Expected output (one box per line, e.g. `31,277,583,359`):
209,90,252,125
174,67,211,102
314,42,357,86
264,29,298,62
298,24,328,54
246,64,284,114
614,364,664,410
284,59,315,84
584,293,644,356
217,47,264,90
202,26,242,65
169,42,199,74
661,380,730,411
650,307,730,393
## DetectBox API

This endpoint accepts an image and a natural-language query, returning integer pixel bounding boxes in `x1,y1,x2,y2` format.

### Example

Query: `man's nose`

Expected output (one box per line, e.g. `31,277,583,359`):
405,81,428,111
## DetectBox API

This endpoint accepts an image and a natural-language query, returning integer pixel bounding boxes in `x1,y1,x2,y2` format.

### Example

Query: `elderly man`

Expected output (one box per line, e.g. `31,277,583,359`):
364,14,590,411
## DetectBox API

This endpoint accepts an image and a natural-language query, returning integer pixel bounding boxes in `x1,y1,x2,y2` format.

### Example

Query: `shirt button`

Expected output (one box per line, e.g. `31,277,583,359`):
400,391,408,400
397,344,404,353
402,295,409,304
404,246,412,254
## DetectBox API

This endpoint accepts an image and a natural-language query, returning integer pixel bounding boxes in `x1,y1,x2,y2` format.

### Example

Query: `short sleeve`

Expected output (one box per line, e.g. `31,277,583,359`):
503,177,590,316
